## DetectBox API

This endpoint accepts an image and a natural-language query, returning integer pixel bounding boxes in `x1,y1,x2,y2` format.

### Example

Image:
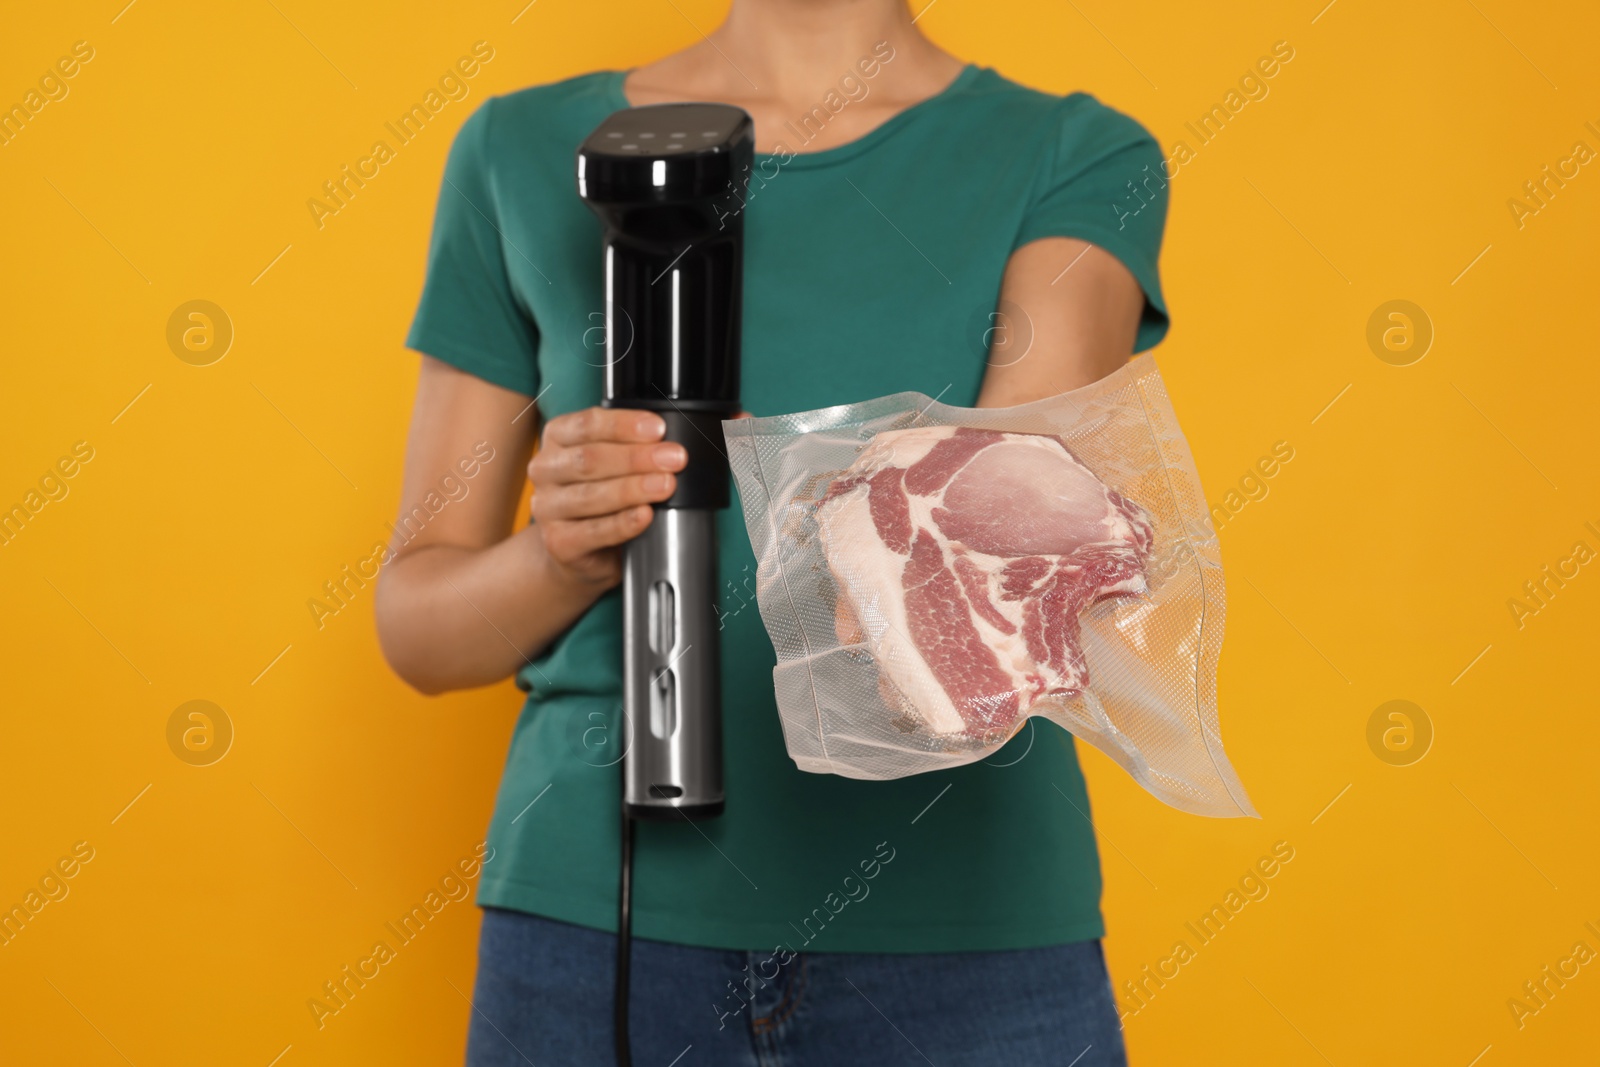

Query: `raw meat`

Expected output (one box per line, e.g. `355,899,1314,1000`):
816,426,1154,739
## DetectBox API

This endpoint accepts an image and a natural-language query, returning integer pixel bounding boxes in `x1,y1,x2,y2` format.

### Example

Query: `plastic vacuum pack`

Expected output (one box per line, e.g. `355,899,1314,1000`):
723,354,1255,818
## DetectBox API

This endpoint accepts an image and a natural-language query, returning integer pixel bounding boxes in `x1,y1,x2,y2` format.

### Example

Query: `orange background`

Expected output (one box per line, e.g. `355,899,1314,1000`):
2,1,1597,1064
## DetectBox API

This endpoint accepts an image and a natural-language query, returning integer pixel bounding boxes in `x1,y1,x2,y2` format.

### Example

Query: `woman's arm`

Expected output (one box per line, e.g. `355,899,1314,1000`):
975,237,1146,407
374,357,686,694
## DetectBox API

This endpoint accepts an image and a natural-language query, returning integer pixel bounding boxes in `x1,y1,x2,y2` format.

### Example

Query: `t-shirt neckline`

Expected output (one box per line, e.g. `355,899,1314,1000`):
604,63,982,170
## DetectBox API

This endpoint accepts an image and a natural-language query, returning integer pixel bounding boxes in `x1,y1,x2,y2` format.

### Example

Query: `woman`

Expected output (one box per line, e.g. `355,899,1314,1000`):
376,1,1169,1063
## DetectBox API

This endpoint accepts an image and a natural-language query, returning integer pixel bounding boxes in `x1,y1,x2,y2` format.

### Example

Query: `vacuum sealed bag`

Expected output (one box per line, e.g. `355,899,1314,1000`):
723,354,1256,818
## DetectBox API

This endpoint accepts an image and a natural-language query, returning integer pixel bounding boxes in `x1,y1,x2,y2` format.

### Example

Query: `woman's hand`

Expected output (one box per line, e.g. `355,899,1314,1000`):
527,406,688,588
377,360,747,694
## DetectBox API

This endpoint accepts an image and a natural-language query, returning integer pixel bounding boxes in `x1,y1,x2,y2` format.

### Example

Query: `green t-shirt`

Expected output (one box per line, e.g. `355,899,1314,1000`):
407,64,1170,953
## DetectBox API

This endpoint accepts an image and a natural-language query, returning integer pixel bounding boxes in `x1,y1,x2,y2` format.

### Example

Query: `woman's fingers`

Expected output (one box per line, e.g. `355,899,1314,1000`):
543,406,665,448
530,440,686,486
533,472,676,523
527,406,705,570
543,505,655,562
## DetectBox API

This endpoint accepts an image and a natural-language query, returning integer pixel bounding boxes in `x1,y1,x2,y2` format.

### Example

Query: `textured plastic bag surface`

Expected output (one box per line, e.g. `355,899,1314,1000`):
724,354,1256,818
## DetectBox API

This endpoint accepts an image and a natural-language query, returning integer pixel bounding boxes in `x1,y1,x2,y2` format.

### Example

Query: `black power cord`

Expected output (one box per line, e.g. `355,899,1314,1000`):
615,801,635,1067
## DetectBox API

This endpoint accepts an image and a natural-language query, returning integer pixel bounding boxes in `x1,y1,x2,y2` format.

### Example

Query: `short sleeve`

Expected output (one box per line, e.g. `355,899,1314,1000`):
1014,96,1171,352
406,96,542,396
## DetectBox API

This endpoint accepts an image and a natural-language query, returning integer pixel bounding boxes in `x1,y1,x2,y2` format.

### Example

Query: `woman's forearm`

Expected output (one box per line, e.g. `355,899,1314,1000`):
374,525,612,695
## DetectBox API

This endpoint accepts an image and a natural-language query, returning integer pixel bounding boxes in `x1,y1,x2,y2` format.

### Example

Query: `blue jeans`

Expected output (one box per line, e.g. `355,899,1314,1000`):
465,908,1127,1066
